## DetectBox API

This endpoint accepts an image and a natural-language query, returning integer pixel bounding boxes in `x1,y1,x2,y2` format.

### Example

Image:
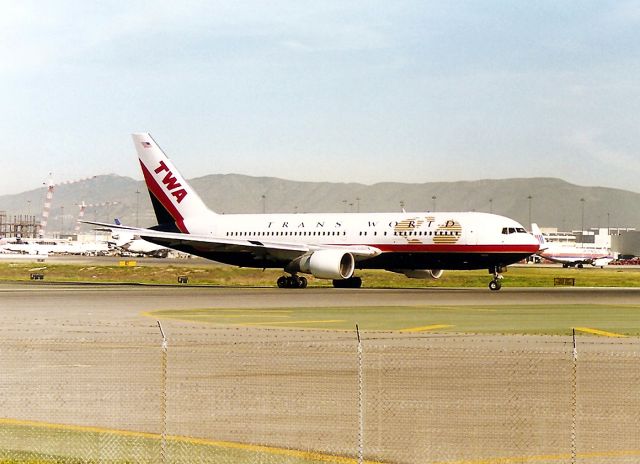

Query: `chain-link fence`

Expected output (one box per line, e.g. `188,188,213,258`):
0,324,638,463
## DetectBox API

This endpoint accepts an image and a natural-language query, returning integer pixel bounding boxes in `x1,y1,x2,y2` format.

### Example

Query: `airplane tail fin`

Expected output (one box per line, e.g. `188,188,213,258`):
132,133,215,233
531,223,546,248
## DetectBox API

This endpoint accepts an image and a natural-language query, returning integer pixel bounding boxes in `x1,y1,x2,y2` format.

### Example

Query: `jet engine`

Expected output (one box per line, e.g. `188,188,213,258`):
392,269,444,279
288,250,355,280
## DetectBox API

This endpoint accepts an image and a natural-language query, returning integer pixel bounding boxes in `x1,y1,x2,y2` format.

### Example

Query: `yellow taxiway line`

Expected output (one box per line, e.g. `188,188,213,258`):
0,417,383,464
3,417,640,464
400,324,453,333
574,327,627,338
243,319,346,326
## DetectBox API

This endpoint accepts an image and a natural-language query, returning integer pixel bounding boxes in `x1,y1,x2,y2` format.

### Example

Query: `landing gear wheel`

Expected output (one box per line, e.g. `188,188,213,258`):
277,275,308,289
488,265,505,291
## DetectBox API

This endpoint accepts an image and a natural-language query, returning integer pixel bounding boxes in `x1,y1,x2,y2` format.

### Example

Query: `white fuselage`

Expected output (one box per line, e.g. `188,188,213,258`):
169,210,539,271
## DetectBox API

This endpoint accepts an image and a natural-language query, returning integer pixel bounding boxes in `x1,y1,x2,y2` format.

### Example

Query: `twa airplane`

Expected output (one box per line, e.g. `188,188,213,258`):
87,133,539,291
531,223,614,268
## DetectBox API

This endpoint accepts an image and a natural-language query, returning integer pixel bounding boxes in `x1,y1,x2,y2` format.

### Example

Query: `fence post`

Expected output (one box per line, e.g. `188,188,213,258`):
158,321,168,463
571,328,577,464
356,324,364,464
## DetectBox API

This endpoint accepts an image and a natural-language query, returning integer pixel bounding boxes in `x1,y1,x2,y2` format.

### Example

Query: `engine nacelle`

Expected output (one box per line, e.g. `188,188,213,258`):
393,269,444,280
292,250,355,280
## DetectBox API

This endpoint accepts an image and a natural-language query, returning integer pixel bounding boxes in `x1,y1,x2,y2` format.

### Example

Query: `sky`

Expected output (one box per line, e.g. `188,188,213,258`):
1,0,640,195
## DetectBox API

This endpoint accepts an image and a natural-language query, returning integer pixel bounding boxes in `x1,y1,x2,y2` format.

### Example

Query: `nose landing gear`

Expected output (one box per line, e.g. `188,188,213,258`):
488,266,505,291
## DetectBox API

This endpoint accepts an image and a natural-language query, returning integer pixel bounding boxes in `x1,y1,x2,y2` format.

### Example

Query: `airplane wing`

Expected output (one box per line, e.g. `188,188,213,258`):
81,221,381,260
538,255,591,266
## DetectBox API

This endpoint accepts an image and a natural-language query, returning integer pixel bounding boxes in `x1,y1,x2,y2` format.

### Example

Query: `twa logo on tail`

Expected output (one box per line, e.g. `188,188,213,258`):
154,160,187,203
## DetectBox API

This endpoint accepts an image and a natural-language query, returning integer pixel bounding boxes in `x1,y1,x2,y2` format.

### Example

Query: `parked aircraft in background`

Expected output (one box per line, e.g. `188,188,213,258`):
0,234,109,256
110,221,170,258
85,133,539,290
531,223,614,268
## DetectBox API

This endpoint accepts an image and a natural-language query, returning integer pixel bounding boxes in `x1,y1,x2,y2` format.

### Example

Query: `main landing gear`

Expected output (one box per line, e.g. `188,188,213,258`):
488,266,505,291
276,275,363,289
277,275,308,289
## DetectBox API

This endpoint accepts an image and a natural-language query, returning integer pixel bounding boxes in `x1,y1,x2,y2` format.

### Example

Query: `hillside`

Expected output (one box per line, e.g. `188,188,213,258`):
0,174,638,235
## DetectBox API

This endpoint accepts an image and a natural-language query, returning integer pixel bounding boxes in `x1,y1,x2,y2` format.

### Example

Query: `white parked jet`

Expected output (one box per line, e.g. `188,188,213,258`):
86,133,539,290
531,223,613,268
109,220,170,258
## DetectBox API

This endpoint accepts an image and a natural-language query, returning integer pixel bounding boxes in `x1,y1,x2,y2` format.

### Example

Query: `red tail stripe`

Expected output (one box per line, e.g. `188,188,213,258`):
140,160,189,233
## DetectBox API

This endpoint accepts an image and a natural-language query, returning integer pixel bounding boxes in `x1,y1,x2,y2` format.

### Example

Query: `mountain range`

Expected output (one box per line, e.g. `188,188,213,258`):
0,174,638,235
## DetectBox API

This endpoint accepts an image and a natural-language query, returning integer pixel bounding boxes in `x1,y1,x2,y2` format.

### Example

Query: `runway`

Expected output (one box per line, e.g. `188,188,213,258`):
1,283,640,463
3,281,640,314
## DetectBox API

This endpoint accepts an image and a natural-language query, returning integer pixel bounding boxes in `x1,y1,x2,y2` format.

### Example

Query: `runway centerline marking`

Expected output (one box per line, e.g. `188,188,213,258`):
400,324,453,333
574,327,627,338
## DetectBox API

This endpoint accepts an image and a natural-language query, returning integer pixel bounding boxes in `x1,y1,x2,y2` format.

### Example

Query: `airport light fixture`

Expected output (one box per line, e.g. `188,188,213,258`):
135,189,140,227
580,198,586,243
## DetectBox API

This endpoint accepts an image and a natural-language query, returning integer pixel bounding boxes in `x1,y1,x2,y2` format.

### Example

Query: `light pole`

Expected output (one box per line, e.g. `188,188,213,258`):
489,198,493,214
135,189,140,227
432,195,437,212
527,195,533,227
580,198,586,243
261,194,266,214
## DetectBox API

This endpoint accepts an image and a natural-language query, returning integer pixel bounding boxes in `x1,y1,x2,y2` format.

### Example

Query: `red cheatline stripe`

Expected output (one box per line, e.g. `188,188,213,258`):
370,244,539,253
139,160,189,233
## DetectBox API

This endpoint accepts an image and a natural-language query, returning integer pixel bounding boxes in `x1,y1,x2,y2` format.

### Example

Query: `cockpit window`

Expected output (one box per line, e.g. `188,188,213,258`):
502,227,528,235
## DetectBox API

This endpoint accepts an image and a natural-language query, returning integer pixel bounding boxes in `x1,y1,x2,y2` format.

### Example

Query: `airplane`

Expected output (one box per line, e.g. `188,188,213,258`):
110,221,170,258
531,223,614,268
1,237,108,256
85,133,540,291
